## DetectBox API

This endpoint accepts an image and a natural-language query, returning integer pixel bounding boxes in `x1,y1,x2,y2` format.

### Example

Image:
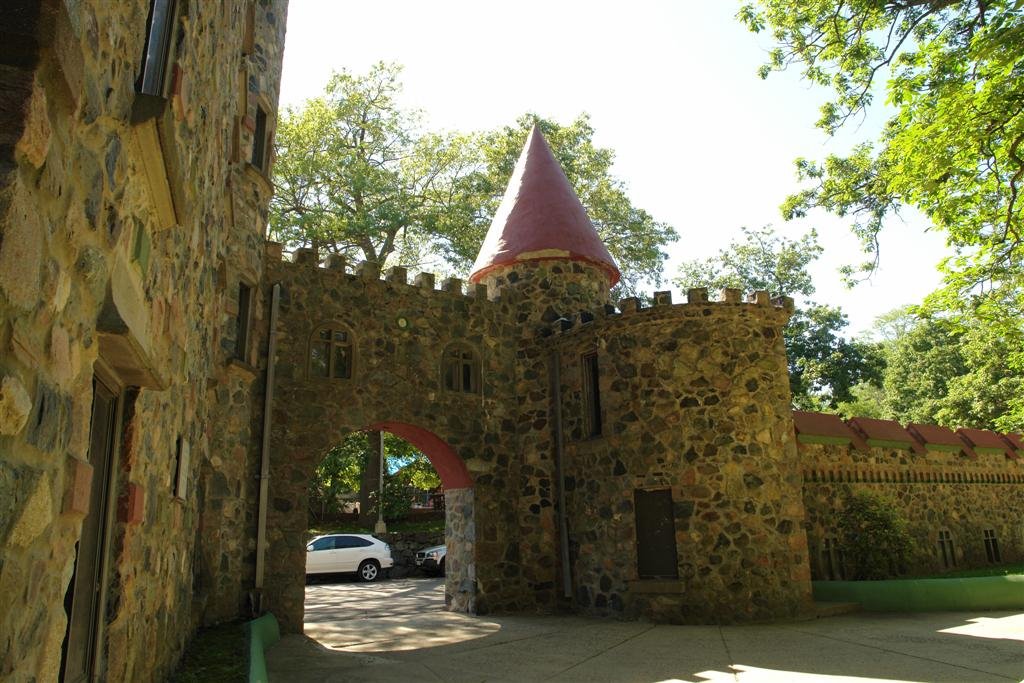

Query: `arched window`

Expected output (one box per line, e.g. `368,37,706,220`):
442,344,479,393
309,324,353,379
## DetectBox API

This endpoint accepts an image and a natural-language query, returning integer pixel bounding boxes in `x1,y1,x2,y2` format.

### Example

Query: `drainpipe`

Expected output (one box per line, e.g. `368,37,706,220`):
549,351,573,599
253,282,280,611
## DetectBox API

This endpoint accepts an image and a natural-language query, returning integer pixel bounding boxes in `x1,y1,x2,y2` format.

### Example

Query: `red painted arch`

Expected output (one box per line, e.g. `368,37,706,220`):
368,421,473,490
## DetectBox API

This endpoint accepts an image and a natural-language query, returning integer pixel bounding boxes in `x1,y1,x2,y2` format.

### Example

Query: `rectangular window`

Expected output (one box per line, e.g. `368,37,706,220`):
234,283,252,361
582,351,602,437
252,106,268,171
137,0,178,97
937,530,956,569
172,437,189,499
983,529,1001,563
635,488,678,579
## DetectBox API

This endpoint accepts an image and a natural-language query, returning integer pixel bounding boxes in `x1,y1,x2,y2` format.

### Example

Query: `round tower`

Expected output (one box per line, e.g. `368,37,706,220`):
469,125,620,326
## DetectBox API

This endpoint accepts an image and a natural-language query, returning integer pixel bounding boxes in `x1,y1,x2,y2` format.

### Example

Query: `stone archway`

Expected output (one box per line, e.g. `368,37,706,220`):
368,421,476,612
263,416,478,632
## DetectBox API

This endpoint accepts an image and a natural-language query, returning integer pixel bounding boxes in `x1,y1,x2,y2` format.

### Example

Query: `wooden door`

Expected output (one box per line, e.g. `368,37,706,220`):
634,488,679,579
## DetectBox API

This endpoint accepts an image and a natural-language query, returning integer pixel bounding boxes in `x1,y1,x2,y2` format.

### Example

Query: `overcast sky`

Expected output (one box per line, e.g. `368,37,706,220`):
278,0,950,336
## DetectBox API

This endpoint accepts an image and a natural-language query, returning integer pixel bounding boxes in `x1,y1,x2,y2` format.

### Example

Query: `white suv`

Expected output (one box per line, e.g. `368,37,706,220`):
306,533,394,581
414,544,446,576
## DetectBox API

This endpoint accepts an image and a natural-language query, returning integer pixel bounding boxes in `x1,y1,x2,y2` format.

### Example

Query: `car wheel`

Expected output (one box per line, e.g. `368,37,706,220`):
358,559,380,582
438,557,446,577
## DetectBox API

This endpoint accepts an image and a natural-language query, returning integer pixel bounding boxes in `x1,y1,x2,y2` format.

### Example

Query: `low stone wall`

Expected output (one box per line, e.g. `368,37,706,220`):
377,530,444,573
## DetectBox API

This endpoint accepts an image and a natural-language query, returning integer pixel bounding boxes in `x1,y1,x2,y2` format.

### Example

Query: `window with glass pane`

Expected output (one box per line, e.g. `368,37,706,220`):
443,346,478,393
310,326,352,379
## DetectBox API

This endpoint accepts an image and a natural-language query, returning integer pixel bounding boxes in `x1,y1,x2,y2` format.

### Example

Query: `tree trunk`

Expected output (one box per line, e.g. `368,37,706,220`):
359,430,382,528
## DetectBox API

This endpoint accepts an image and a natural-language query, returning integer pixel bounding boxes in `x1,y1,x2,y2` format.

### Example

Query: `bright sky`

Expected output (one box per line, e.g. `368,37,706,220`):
278,0,950,336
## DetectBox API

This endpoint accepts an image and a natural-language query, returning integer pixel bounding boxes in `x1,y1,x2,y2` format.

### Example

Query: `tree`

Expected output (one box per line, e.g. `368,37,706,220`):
270,64,677,296
269,62,478,268
675,226,882,408
853,310,1024,430
738,1,1024,396
837,490,914,580
308,430,441,525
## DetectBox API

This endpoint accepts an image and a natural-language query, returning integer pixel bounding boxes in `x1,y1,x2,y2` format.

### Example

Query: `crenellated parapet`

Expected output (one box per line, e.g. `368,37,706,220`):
265,243,492,302
537,286,794,339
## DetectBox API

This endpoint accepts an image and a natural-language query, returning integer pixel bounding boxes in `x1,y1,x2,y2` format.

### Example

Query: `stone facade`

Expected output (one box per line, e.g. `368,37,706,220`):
2,3,1023,682
257,249,812,630
0,1,287,680
798,437,1024,578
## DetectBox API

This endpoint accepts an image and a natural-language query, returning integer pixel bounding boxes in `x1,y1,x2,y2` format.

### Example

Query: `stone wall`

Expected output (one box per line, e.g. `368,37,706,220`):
525,289,813,623
800,441,1024,577
258,253,530,631
0,1,287,680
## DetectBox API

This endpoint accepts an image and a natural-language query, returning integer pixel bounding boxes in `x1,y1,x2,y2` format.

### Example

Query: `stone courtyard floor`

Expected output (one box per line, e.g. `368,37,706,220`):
266,577,1024,682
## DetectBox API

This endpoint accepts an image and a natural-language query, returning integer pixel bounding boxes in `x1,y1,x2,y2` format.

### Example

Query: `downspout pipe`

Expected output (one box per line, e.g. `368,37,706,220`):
253,282,280,611
550,351,573,599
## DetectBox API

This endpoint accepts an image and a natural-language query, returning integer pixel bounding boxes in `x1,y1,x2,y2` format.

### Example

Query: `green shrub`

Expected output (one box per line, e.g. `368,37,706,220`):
837,490,914,580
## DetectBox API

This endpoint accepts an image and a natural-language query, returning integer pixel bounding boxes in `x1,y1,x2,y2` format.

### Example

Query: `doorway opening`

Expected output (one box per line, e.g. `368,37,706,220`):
302,423,475,640
61,374,121,682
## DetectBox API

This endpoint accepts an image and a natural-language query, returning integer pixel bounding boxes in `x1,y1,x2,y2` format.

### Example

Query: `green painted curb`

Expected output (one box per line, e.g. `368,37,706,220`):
245,613,280,683
812,575,1024,611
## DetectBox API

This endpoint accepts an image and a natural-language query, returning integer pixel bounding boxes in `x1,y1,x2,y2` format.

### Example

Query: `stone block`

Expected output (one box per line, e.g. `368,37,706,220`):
652,291,672,305
326,254,347,271
686,288,708,304
355,261,380,281
62,457,93,516
118,482,145,525
442,276,463,294
0,375,32,435
414,272,435,289
385,266,407,283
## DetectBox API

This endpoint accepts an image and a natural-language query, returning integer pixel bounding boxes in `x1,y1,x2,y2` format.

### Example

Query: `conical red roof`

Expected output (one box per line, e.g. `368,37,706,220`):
469,125,620,286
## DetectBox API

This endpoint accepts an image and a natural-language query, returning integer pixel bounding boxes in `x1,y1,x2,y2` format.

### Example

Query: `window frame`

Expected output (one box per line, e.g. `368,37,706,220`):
441,343,481,395
582,351,603,438
132,0,182,122
234,281,253,362
308,323,355,381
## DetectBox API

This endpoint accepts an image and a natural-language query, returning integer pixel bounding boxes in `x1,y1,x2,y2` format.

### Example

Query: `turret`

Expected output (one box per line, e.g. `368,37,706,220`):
469,125,620,325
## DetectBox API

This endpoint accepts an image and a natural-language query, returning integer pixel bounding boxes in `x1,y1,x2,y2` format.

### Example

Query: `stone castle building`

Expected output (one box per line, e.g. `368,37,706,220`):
1,1,1022,681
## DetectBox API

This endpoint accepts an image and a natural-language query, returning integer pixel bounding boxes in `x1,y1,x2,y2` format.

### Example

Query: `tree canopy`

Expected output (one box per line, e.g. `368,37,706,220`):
739,2,1024,305
269,63,676,296
837,308,1024,431
674,226,882,409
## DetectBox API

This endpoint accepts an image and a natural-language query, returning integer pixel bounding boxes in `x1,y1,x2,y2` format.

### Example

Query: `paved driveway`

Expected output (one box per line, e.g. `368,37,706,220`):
268,578,1024,682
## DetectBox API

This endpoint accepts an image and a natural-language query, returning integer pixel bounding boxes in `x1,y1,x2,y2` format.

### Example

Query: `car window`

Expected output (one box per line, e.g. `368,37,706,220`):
309,537,333,551
336,536,373,548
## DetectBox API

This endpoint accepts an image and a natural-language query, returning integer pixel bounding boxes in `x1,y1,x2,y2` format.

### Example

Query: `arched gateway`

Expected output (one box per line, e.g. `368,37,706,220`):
260,127,812,632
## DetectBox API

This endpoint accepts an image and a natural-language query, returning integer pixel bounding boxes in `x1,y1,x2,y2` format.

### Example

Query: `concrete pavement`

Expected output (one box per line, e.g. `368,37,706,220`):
267,577,1024,682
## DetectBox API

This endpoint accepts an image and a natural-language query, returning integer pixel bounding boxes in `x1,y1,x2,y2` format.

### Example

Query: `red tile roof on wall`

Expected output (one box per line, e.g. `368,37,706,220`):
957,427,1016,459
906,423,976,458
792,411,869,451
468,125,621,286
1001,433,1023,459
846,417,925,454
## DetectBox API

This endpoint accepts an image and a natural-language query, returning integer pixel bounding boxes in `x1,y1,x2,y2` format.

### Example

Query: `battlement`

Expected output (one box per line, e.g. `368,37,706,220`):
266,243,491,301
538,286,794,337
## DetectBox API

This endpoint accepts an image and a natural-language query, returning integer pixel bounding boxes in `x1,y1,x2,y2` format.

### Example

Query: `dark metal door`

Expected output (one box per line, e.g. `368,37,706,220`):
61,377,118,682
635,488,678,579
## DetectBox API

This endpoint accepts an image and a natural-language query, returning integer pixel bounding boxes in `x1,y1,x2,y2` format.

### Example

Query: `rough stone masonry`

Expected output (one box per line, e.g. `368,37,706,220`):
1,2,1022,682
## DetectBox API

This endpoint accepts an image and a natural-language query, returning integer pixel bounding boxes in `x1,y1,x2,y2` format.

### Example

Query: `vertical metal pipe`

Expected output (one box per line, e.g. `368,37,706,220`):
550,351,572,599
254,282,280,597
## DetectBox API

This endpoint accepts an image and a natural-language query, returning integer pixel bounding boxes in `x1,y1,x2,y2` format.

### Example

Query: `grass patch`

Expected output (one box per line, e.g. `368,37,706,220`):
914,563,1024,580
170,620,246,683
309,517,444,538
